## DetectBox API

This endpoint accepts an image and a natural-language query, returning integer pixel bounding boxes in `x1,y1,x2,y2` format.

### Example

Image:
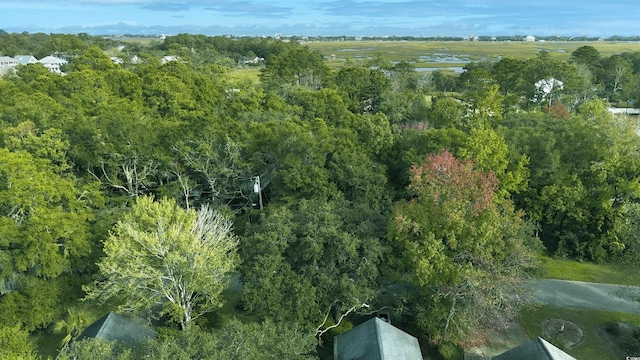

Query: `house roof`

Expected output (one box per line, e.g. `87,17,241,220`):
76,311,156,344
14,55,38,64
38,56,67,64
334,317,423,360
492,337,576,360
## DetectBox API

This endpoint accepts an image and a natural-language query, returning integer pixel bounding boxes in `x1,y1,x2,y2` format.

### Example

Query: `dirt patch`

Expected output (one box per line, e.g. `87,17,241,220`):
542,318,583,348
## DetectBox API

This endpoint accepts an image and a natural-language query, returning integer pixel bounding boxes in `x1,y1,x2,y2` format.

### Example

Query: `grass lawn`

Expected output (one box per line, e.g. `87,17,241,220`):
519,305,640,360
540,256,640,286
229,67,261,83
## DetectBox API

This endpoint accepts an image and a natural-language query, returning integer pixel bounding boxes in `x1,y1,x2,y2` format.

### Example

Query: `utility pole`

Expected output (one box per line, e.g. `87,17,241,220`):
253,176,263,210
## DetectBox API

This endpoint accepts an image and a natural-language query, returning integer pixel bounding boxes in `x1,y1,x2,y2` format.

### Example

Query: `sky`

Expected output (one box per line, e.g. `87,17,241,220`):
1,0,639,37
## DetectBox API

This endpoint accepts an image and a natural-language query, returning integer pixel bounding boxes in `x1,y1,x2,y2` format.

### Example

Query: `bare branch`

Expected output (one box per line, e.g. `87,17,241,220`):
316,303,370,341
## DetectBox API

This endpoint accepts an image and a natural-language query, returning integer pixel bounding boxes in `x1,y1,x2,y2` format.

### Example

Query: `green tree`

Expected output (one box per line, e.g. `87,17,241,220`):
428,97,465,129
260,45,329,90
245,117,334,201
599,54,633,101
503,102,640,261
333,66,390,114
517,56,589,109
53,308,90,350
430,70,458,92
67,46,118,72
58,338,133,360
84,196,238,329
0,325,39,360
2,121,70,172
240,198,384,329
206,319,317,360
61,320,318,360
460,127,529,197
570,45,601,67
465,84,504,127
0,148,93,279
491,57,523,96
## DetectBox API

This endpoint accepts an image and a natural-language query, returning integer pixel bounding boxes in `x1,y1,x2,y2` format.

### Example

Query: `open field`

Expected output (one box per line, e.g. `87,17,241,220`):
229,67,261,83
305,40,640,69
540,257,640,287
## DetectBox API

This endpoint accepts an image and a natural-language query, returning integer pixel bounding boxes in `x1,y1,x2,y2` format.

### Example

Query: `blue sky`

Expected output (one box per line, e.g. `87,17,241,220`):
1,0,639,37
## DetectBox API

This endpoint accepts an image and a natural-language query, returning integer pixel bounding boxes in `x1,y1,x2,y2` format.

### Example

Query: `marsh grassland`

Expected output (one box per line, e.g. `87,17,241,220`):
306,40,640,69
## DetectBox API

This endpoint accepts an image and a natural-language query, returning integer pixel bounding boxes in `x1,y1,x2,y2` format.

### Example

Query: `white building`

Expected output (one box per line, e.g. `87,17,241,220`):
110,56,124,65
38,56,68,74
525,35,536,42
161,55,180,64
0,56,19,68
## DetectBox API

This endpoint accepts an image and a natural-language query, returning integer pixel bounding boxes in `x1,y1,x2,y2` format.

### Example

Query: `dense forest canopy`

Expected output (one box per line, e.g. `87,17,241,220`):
1,33,640,358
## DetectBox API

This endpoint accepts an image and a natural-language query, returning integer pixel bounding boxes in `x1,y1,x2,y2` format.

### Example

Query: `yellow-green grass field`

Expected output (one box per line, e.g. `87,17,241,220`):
229,67,261,83
540,256,640,286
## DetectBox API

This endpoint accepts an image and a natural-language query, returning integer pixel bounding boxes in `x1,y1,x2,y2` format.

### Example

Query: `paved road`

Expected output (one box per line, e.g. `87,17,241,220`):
528,279,640,313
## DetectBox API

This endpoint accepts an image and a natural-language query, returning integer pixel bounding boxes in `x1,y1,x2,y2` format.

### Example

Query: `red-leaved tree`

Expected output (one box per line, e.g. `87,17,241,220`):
390,150,539,346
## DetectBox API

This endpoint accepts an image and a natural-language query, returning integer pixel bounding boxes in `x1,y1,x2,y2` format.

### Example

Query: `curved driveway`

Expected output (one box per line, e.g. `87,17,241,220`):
528,279,640,313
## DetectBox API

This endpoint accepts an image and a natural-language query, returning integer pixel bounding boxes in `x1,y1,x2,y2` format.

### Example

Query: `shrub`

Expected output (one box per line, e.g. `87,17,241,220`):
438,341,463,360
605,321,620,336
625,326,640,353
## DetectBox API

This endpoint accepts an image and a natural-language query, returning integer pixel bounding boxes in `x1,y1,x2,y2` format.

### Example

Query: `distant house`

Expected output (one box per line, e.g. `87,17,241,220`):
525,35,536,42
14,55,38,65
0,273,21,295
161,55,180,64
0,56,19,68
492,337,576,360
110,56,124,65
38,55,68,74
334,317,423,360
608,106,640,116
76,311,156,344
243,56,265,65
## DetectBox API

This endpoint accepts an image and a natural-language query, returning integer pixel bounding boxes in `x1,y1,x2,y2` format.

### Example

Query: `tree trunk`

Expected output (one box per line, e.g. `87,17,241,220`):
441,296,457,342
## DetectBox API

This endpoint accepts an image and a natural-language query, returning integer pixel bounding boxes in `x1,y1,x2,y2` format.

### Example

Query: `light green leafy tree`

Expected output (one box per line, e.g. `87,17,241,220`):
460,127,529,197
0,325,40,360
0,148,93,279
84,196,238,330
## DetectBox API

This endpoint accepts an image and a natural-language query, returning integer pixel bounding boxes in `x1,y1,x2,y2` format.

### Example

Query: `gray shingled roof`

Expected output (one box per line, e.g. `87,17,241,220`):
492,337,576,360
334,317,423,360
76,311,156,344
